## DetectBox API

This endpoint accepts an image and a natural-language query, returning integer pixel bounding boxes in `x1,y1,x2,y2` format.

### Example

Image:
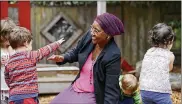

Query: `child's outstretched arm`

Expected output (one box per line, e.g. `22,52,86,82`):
27,38,65,62
48,30,91,65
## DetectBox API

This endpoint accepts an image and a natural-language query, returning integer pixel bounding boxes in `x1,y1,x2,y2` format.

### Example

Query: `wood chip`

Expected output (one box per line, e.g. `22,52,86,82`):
39,91,181,104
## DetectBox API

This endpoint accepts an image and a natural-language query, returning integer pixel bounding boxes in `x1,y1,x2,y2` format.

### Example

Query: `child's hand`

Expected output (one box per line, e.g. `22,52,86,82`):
47,55,64,62
57,38,65,44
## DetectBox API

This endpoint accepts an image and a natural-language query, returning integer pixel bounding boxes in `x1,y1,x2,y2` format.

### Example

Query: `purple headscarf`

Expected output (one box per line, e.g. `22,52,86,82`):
95,13,124,36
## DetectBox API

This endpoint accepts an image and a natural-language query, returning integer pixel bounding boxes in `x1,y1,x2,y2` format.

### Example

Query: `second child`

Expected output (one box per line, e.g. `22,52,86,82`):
1,18,16,104
139,23,175,104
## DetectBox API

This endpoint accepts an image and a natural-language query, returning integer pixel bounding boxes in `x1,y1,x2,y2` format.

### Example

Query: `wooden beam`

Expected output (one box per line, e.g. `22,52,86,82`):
18,1,31,30
97,1,106,15
0,1,8,19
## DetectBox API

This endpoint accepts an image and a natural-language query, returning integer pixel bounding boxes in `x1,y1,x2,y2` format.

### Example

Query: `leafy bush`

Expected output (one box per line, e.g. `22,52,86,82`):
168,20,181,49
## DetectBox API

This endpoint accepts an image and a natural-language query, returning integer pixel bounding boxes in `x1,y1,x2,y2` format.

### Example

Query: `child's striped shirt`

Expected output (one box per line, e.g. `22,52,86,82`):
5,42,60,96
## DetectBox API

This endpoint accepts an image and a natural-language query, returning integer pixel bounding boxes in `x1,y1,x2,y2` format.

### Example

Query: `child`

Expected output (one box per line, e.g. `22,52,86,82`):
119,74,141,104
4,26,65,104
0,18,16,104
139,23,175,104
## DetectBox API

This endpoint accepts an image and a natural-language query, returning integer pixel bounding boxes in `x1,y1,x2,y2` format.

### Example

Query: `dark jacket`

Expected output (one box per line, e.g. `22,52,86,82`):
57,30,121,104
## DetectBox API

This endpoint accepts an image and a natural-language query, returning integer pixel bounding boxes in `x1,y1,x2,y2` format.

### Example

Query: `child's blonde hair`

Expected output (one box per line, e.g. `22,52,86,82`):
0,18,16,47
121,74,138,94
9,26,33,49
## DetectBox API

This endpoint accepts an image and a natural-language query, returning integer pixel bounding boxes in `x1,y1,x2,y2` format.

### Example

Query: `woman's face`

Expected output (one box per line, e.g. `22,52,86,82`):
91,21,108,44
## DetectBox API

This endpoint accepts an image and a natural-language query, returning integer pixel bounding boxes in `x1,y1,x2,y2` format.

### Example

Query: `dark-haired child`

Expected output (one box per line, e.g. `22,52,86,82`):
139,23,175,104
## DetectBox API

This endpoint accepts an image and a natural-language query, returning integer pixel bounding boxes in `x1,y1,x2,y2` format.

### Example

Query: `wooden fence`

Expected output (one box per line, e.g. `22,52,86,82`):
30,3,181,66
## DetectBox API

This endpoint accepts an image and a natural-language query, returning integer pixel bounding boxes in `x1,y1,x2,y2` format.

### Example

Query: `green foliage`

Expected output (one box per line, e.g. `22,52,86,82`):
168,20,181,49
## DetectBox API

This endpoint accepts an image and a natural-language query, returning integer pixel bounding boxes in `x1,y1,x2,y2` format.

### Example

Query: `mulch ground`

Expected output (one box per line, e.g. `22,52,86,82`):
39,65,181,104
39,91,181,104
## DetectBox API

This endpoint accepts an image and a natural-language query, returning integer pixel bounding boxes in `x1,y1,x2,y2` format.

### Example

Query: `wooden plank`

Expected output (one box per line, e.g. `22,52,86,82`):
35,7,43,63
130,8,138,65
38,75,76,82
37,64,57,68
40,7,46,63
123,5,131,64
120,5,125,56
138,16,145,60
31,7,37,50
37,66,79,71
38,82,71,94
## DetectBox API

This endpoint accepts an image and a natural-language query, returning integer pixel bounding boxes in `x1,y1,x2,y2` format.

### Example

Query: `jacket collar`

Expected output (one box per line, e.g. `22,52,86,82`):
96,37,114,61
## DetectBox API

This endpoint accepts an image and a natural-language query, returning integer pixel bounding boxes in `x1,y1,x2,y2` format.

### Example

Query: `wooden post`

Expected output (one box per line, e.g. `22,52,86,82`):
97,1,106,15
0,1,8,19
18,1,31,30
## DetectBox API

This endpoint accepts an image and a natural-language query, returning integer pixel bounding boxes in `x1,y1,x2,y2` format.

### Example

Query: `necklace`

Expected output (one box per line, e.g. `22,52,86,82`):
90,59,95,85
89,47,103,85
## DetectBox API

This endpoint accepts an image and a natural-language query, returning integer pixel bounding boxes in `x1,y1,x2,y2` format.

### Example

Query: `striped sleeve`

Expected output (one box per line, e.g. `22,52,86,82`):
27,42,60,61
4,66,10,87
133,90,141,104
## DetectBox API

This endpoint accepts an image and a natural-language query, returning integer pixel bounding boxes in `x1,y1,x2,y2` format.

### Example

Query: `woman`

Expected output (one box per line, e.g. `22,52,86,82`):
48,13,124,104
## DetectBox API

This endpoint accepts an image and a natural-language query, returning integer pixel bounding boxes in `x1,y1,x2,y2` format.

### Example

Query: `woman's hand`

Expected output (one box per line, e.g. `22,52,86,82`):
47,55,64,62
